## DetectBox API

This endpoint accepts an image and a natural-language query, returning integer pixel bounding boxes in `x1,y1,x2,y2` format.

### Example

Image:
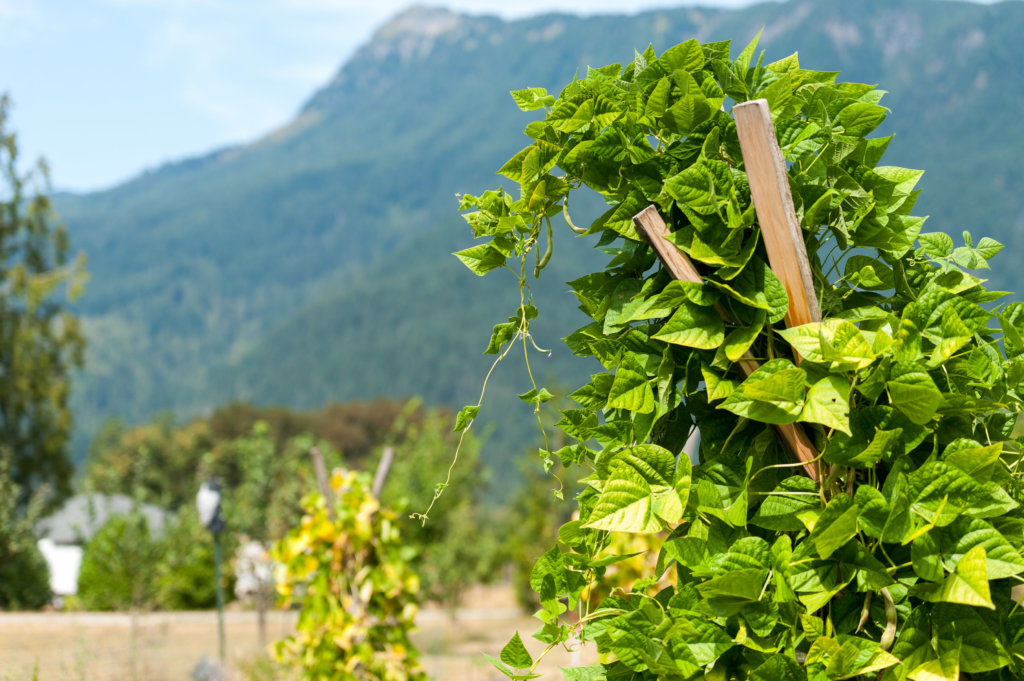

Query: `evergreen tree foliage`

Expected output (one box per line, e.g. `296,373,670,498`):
0,95,85,506
0,449,51,609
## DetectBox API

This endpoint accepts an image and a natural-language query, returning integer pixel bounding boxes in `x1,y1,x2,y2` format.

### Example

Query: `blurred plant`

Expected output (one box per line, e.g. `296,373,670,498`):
0,95,87,509
272,469,426,681
501,455,575,612
83,413,214,509
0,448,51,609
153,506,218,610
219,426,343,544
237,656,288,681
83,400,419,511
496,394,579,611
379,401,502,611
76,512,160,611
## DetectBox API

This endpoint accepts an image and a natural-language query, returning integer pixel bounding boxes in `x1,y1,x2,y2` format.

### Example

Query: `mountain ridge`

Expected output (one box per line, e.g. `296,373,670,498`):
57,0,1024,478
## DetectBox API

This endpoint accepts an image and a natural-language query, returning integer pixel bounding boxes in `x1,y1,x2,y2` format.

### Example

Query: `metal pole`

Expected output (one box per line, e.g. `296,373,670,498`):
214,531,226,664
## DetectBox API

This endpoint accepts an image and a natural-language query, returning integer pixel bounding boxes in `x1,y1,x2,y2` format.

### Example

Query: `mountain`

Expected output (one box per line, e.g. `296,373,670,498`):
58,0,1024,480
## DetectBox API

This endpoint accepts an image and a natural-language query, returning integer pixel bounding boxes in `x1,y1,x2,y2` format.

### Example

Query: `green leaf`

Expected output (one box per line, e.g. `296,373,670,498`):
911,531,944,581
919,232,954,258
856,476,913,543
454,243,506,276
952,245,987,269
908,461,1018,526
664,164,720,214
510,87,555,111
936,517,1024,580
453,405,479,431
907,642,960,681
845,255,894,289
811,635,900,679
702,364,738,402
645,77,672,118
529,546,567,603
698,568,767,602
662,94,713,135
734,28,761,73
660,38,704,72
827,427,902,468
943,441,1002,482
777,319,875,370
887,363,942,425
916,545,994,609
518,387,554,405
800,374,851,434
603,277,643,333
975,236,1004,260
561,667,606,681
932,604,1012,673
806,493,859,559
674,449,693,514
837,101,886,136
751,476,819,531
652,301,725,349
720,359,807,424
501,631,535,669
749,655,805,681
486,321,518,354
607,361,655,414
708,260,789,323
670,618,734,665
485,653,541,680
584,446,682,533
721,315,764,362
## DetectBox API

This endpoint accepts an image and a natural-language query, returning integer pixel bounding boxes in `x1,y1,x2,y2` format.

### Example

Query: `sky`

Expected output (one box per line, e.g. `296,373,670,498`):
0,0,999,193
0,0,778,192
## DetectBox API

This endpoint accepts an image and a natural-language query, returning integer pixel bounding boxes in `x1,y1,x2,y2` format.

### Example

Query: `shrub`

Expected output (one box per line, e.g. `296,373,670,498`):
154,507,218,610
77,513,160,611
0,450,51,610
272,469,426,681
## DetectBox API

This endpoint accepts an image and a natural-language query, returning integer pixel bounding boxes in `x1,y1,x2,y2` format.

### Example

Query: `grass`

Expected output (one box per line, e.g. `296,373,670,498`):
0,586,593,681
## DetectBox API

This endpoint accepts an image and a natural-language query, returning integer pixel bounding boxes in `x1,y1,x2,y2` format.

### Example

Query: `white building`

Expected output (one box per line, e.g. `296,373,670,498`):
35,493,168,597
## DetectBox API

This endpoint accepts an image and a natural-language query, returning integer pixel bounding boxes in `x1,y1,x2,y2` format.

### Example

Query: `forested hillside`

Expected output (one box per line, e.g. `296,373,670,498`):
59,0,1024,477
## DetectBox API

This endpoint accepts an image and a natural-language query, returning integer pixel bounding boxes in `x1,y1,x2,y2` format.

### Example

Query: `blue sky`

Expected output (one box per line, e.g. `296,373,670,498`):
0,0,997,193
0,0,778,192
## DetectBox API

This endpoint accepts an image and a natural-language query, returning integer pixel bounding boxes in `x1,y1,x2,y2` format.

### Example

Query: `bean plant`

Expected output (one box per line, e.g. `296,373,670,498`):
273,469,425,681
455,34,1024,680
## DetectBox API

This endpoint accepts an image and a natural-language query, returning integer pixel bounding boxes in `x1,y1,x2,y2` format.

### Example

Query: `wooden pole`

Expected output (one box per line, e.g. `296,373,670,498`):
733,99,822,328
309,445,337,522
634,207,761,377
633,206,821,481
371,446,396,499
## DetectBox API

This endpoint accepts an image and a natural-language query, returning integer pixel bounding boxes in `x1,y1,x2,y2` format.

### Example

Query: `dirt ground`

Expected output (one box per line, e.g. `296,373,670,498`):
0,586,593,681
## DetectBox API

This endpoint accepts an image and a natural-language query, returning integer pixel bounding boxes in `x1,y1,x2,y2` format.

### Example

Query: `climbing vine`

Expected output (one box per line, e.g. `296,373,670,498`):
272,469,426,681
457,34,1024,680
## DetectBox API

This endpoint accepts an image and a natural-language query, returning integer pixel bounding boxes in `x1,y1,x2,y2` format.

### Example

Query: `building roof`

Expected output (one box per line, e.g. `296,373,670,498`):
36,493,169,544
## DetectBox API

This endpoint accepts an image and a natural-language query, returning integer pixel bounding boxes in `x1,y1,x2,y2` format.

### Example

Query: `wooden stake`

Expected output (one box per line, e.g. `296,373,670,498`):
309,446,337,522
733,99,822,328
371,446,396,499
634,206,760,377
633,205,821,481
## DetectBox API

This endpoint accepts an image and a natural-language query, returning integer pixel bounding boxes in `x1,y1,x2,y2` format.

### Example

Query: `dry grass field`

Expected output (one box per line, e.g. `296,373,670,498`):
0,587,592,681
